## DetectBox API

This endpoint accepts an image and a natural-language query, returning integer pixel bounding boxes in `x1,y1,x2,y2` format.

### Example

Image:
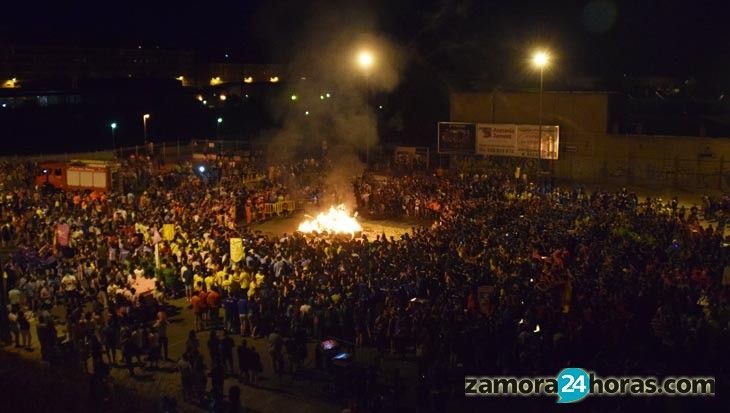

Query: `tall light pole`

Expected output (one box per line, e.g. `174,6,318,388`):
143,113,150,143
356,49,375,165
110,122,117,150
216,117,223,139
532,50,550,168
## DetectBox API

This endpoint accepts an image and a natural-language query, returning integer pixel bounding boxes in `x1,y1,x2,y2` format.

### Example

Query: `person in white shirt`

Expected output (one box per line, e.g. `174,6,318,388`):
62,271,79,305
107,282,119,298
62,273,78,292
8,287,21,307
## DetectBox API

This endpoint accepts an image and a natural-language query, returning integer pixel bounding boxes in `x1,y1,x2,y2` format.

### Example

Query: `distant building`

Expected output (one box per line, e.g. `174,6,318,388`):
448,90,730,190
0,44,284,89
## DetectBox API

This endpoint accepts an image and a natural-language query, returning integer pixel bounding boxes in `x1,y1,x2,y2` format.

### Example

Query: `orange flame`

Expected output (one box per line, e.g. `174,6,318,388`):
298,205,362,234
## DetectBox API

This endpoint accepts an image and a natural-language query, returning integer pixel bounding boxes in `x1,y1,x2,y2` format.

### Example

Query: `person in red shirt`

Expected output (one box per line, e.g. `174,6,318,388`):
206,287,221,329
191,290,206,332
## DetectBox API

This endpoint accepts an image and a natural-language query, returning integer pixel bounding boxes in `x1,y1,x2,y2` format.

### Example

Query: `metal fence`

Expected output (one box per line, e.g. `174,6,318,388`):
112,139,268,164
589,156,730,192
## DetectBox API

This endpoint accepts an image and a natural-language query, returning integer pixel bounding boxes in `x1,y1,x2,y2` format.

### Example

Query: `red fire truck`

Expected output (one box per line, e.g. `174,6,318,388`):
35,160,116,192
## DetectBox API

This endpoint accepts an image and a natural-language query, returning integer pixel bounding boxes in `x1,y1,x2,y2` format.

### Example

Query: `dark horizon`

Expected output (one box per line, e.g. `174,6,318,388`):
2,1,730,155
2,1,729,86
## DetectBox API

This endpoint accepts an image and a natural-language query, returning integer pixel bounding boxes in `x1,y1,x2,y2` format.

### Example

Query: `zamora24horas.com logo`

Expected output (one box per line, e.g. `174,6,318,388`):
465,368,715,403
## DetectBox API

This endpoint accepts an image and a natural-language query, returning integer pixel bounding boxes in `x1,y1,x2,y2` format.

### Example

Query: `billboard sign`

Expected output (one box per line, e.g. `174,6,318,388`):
476,124,518,157
516,124,559,160
476,123,559,160
437,122,476,154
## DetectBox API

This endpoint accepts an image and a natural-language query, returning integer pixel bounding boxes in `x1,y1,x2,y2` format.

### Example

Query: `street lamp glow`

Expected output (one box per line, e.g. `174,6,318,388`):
110,122,118,150
198,165,206,173
244,76,253,83
217,117,223,124
357,50,374,69
219,94,227,101
325,93,331,98
291,94,298,101
532,51,550,69
143,114,151,142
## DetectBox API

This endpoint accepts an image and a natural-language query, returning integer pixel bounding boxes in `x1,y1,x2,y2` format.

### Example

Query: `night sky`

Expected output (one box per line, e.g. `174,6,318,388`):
3,0,728,89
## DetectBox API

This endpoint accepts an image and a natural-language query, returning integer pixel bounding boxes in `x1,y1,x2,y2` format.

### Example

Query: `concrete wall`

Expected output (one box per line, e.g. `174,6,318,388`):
449,91,730,191
450,91,609,135
565,133,730,191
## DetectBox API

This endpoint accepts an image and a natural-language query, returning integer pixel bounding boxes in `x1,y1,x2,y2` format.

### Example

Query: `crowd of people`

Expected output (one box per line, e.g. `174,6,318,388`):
2,155,730,411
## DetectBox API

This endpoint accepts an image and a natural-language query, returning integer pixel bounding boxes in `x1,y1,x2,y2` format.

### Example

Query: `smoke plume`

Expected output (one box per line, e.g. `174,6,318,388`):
262,4,405,208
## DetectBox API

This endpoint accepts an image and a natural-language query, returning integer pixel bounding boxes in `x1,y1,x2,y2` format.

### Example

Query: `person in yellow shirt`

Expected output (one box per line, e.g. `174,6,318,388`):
204,272,215,292
240,270,251,291
247,281,256,298
221,273,232,293
215,268,227,287
193,271,204,293
230,270,241,286
254,271,265,288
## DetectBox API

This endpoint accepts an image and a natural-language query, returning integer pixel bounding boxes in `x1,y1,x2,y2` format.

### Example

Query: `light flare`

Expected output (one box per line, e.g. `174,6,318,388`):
298,205,362,234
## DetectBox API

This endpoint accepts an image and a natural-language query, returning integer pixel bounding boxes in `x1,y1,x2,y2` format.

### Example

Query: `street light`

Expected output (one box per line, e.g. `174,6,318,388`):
110,122,117,150
531,50,550,165
355,49,376,166
356,50,374,71
143,113,150,143
216,117,223,138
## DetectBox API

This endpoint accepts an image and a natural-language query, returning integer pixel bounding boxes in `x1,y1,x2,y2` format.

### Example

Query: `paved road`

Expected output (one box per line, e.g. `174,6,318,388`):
3,298,345,413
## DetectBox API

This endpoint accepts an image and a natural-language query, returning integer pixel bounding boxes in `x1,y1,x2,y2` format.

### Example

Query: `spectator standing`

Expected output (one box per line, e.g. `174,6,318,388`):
155,311,170,360
177,352,194,403
17,310,32,350
219,330,235,375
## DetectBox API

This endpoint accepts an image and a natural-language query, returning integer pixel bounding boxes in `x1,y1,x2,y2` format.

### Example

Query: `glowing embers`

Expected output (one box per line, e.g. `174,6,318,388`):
298,205,362,235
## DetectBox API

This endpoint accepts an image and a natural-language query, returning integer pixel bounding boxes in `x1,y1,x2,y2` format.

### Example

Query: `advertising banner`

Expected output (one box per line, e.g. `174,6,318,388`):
441,121,559,159
476,124,518,156
162,224,175,241
230,238,244,263
437,122,476,154
516,124,560,160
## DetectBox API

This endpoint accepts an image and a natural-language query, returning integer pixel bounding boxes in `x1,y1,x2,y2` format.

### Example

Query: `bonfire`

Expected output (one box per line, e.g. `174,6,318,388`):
298,204,362,235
